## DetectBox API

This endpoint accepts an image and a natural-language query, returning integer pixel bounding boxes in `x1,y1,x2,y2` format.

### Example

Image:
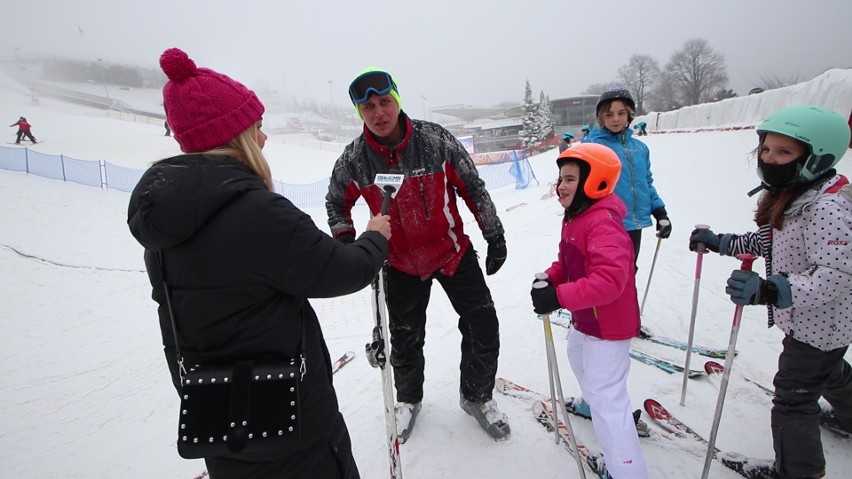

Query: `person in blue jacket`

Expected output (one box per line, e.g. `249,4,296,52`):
585,88,670,269
635,121,648,136
581,124,591,140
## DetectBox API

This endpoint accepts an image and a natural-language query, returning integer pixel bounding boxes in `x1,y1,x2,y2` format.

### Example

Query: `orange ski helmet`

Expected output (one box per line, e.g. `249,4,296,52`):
556,143,621,199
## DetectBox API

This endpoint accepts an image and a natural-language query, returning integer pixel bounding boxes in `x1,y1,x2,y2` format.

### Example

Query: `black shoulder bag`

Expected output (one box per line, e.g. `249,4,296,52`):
159,252,304,459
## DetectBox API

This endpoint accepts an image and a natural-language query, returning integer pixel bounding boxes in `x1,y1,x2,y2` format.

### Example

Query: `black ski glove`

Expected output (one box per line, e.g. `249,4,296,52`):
531,283,561,315
485,236,507,275
652,207,672,239
725,270,793,308
337,232,356,245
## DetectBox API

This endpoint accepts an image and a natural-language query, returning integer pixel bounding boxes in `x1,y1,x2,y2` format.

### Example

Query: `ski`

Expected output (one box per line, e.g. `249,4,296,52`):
643,398,714,445
494,378,610,477
496,377,653,438
495,376,547,402
534,399,612,479
643,398,778,478
819,406,851,439
629,349,721,378
549,313,723,377
554,312,730,362
331,350,356,374
639,325,732,359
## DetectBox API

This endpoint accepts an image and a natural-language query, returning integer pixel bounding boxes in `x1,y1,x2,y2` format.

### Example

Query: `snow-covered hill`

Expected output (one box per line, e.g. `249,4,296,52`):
2,72,851,478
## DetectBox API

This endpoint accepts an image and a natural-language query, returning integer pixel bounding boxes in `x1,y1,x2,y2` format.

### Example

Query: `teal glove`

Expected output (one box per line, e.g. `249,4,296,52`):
725,270,792,308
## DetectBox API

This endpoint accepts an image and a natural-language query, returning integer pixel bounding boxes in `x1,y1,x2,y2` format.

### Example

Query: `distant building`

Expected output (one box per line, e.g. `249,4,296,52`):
434,95,598,153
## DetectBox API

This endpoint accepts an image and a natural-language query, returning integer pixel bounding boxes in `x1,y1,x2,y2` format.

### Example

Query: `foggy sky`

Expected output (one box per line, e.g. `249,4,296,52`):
3,0,851,113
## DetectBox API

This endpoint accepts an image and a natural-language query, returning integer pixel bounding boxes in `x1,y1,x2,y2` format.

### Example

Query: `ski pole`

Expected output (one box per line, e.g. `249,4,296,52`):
680,224,710,406
534,274,587,479
639,235,663,316
369,174,404,479
701,254,757,479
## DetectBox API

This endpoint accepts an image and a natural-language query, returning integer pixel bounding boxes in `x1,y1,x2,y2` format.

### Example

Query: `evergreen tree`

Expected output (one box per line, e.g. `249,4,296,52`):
538,92,555,141
520,80,538,150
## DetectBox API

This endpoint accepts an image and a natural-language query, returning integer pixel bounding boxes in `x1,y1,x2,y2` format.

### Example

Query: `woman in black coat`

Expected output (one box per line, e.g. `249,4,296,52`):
128,48,390,479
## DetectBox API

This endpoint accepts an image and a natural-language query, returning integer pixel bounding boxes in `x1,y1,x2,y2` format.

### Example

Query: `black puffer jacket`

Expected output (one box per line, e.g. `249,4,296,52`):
128,154,388,448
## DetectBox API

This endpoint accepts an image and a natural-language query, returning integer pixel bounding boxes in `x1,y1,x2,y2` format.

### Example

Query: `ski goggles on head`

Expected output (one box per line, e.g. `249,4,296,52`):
348,71,397,104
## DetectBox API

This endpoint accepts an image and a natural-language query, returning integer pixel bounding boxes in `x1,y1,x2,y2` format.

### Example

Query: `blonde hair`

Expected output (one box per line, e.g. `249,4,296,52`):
204,123,274,191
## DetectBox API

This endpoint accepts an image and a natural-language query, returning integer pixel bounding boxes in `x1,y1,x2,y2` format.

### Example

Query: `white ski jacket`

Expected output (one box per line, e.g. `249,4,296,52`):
725,174,852,351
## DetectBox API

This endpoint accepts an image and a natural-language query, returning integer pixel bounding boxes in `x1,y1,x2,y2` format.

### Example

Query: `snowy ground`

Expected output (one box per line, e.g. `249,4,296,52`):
2,76,851,478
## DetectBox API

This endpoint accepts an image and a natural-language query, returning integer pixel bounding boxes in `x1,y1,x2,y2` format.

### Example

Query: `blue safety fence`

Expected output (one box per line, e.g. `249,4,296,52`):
0,145,537,209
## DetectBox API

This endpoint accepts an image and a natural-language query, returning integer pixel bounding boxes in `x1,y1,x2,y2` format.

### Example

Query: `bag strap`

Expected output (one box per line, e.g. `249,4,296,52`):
157,251,307,383
159,251,187,381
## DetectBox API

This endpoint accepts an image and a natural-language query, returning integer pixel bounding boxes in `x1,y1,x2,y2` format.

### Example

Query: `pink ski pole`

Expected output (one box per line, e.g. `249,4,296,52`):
701,254,757,479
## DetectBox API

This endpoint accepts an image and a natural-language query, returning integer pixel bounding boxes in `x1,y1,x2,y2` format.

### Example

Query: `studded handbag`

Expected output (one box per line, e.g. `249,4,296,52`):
159,253,304,459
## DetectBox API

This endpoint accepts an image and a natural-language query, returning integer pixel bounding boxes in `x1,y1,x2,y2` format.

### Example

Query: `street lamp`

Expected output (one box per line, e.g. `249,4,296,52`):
328,80,335,119
97,58,111,107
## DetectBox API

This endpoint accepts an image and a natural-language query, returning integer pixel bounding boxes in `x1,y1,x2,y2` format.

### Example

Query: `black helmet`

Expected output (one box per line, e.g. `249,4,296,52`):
596,88,635,115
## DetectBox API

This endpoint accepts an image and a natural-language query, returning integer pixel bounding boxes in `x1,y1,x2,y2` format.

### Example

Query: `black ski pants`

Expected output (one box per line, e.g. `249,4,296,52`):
771,335,852,478
385,246,500,405
15,130,36,143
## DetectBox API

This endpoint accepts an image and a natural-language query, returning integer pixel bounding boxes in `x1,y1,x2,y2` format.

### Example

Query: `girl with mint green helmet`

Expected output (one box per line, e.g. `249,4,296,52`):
689,104,852,478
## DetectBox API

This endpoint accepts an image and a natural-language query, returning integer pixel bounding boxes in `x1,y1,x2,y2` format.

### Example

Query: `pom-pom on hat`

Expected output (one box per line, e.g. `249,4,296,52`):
160,48,264,153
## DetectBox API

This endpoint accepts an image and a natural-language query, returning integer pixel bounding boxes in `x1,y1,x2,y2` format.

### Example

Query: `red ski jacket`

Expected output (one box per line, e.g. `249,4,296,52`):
326,112,504,279
10,119,32,132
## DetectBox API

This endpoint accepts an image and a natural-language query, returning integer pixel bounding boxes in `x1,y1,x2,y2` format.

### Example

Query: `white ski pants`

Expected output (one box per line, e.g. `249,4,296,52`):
567,329,648,479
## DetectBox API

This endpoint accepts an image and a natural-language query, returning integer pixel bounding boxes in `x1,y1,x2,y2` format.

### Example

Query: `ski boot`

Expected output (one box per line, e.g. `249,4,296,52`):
460,396,511,441
820,406,851,438
565,397,650,437
395,402,422,444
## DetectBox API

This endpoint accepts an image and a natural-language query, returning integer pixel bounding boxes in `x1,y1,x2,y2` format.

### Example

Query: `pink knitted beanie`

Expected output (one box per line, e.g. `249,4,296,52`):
160,48,265,153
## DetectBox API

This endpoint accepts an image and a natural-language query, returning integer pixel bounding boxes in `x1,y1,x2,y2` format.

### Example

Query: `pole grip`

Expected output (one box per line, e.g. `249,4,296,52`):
693,224,710,254
737,253,757,272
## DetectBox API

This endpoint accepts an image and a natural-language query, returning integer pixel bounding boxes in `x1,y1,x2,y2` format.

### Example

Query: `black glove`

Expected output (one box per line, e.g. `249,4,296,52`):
689,228,721,253
652,207,672,239
725,270,793,308
485,236,507,275
531,283,561,315
337,232,356,245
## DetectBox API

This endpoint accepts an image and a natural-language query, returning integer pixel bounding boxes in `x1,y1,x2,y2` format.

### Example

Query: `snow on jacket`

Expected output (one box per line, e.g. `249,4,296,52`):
127,154,388,448
326,111,504,279
544,194,641,340
585,125,664,231
724,174,852,351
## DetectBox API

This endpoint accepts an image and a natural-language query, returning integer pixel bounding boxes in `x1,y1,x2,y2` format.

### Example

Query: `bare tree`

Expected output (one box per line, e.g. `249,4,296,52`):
645,71,681,112
758,72,803,91
617,54,660,115
582,81,622,96
664,38,729,106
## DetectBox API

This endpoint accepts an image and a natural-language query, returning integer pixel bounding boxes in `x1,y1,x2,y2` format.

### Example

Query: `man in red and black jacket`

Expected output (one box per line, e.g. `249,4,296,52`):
326,68,510,442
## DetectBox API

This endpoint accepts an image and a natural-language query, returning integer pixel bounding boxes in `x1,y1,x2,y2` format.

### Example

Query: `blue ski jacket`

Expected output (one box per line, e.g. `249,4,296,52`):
585,125,665,231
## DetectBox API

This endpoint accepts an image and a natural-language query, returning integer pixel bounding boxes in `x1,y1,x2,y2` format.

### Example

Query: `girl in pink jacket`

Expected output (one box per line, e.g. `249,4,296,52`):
531,143,647,479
